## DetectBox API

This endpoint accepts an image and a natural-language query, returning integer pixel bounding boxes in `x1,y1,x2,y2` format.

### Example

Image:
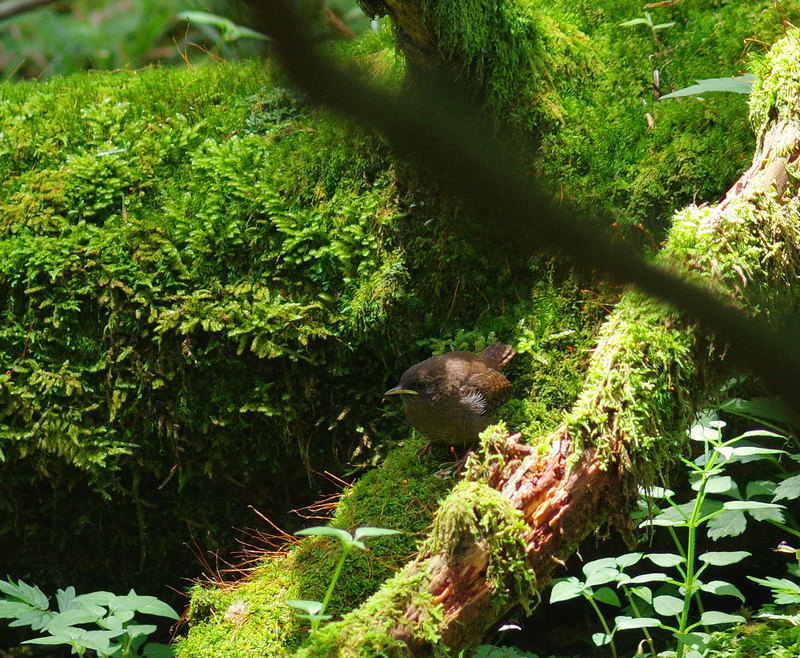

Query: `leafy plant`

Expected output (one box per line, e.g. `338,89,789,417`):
287,525,401,633
619,11,675,54
0,577,178,657
177,10,270,44
550,413,798,657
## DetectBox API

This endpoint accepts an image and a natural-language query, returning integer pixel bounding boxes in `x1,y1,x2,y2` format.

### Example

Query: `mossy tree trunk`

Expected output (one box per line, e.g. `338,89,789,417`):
292,27,800,658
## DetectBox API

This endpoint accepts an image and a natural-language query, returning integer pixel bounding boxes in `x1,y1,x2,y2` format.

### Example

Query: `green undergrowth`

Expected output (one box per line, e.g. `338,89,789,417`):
535,0,798,244
0,27,543,596
4,1,798,655
175,439,451,657
706,621,800,658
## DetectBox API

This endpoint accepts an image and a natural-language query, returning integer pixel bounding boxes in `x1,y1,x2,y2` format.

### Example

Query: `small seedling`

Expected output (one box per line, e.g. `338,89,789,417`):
287,525,401,633
619,11,675,54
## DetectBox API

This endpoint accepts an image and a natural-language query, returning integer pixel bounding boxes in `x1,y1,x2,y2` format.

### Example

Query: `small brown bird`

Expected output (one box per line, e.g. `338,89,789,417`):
384,342,514,447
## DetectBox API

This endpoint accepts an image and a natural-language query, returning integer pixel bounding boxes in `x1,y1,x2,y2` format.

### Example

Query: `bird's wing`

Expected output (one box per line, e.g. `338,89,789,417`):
460,388,488,415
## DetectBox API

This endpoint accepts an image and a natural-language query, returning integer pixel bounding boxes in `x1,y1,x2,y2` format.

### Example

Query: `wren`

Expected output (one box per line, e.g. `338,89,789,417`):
384,342,514,446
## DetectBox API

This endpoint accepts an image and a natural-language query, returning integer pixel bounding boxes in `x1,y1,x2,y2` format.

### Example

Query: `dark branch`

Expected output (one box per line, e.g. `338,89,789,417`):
253,1,800,416
0,0,60,22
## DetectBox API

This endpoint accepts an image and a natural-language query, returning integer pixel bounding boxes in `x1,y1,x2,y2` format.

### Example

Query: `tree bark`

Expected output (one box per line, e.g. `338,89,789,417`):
293,29,800,656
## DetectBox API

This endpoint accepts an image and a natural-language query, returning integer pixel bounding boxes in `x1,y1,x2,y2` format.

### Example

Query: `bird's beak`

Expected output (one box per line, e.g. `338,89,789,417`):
383,384,418,398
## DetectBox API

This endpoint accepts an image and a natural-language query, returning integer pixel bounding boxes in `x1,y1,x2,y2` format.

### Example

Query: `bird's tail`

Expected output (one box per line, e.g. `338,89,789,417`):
478,342,515,370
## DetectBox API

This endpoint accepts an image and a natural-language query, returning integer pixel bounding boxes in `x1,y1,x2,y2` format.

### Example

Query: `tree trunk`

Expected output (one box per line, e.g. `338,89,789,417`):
294,29,800,657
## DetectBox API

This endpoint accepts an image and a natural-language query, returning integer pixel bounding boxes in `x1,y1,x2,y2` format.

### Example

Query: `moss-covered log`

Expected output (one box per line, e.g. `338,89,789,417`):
287,27,800,658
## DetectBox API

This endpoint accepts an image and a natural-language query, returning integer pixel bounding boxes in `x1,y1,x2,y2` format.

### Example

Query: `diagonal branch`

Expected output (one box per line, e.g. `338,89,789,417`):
252,1,800,415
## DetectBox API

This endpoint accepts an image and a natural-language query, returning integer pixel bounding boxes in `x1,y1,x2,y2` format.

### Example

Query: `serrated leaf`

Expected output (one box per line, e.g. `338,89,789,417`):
698,551,751,566
746,480,777,498
707,509,747,540
774,474,800,502
699,610,745,625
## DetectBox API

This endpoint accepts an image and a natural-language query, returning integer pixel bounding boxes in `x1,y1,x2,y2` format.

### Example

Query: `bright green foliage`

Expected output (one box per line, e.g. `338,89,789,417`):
0,577,177,657
0,45,533,591
551,411,800,658
536,0,797,241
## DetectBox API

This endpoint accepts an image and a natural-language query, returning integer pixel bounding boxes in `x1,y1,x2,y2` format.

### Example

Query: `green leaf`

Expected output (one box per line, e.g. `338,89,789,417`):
698,475,736,495
699,610,745,626
774,474,800,502
592,632,613,646
143,643,176,658
723,500,784,513
746,480,777,498
585,567,620,587
619,573,669,586
615,553,643,569
295,526,353,544
619,17,651,27
660,75,754,100
653,595,684,616
550,578,585,603
583,557,619,574
719,398,795,426
707,509,747,540
673,632,710,650
352,527,402,541
286,599,323,615
108,591,179,619
615,615,661,630
43,607,104,630
0,578,49,610
644,553,685,568
628,586,653,604
700,580,745,601
55,587,77,612
593,587,621,607
698,551,751,566
728,443,786,461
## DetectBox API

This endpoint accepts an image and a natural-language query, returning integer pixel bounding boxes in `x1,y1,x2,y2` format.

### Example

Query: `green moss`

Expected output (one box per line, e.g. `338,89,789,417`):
706,621,800,658
175,558,305,657
750,29,800,134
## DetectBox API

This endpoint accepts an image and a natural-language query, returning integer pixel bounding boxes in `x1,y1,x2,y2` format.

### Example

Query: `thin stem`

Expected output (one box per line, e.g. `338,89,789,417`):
315,543,352,631
585,595,618,658
623,587,656,656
